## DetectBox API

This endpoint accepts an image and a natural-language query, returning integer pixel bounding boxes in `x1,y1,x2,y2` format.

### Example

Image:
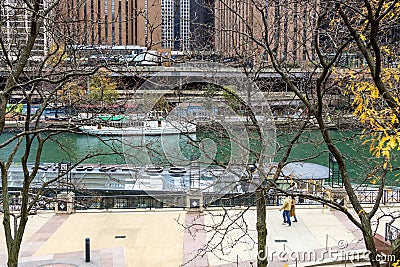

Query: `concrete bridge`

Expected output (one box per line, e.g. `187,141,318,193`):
1,62,315,120
107,64,309,79
0,63,310,79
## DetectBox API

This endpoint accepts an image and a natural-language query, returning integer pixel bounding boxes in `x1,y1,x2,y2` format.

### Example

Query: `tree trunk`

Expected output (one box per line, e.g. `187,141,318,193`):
256,188,267,267
6,214,28,267
360,216,380,267
364,236,380,267
7,247,18,267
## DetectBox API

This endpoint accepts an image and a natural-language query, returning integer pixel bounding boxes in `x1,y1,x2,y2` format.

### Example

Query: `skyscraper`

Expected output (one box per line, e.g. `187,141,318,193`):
57,0,215,52
214,0,316,66
0,0,48,60
190,0,214,51
161,0,191,50
57,0,162,48
160,0,215,51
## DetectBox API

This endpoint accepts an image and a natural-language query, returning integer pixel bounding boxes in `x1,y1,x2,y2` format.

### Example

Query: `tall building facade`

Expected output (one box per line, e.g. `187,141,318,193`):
161,0,176,48
0,0,48,60
57,0,215,51
58,0,162,48
214,0,316,66
214,0,255,58
161,0,191,50
157,0,215,51
190,0,214,51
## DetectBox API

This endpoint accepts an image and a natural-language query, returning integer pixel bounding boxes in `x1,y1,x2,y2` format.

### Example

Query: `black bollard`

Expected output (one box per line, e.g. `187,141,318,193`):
85,237,90,262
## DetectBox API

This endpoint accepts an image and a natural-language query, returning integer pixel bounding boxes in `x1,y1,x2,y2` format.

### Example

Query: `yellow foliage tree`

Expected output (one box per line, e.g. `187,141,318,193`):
58,74,118,107
338,1,400,168
346,67,400,164
88,76,119,105
58,80,88,106
46,42,68,66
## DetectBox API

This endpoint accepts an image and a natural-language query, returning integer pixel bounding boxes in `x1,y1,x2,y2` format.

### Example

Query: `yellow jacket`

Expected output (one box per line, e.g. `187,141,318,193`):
280,198,292,211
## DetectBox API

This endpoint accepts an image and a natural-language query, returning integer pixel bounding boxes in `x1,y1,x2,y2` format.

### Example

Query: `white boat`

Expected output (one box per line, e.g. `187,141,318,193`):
168,166,187,174
145,166,164,173
9,163,239,193
79,119,196,136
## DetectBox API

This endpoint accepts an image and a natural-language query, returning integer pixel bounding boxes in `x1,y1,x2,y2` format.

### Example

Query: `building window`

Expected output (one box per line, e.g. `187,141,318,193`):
292,1,298,62
98,0,101,44
112,0,115,45
302,9,307,62
91,0,94,44
126,1,129,44
105,0,108,42
118,0,122,45
84,0,87,43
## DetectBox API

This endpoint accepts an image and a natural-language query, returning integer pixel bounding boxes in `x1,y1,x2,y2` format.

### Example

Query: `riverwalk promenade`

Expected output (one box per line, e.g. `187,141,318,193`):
0,205,397,267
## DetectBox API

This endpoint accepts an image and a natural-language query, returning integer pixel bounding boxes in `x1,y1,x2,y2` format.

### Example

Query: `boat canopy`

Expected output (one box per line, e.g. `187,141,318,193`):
98,115,127,121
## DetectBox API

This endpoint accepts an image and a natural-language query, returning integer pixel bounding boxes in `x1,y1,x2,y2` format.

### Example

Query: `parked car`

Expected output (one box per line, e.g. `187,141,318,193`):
129,51,161,66
88,54,117,63
118,54,138,64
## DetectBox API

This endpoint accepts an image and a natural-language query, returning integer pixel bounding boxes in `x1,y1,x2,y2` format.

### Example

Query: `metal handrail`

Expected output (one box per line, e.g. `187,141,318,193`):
355,189,400,204
385,223,400,241
7,187,399,211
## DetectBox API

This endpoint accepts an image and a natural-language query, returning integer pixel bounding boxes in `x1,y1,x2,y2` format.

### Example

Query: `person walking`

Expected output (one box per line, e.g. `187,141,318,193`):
279,195,292,226
290,196,298,222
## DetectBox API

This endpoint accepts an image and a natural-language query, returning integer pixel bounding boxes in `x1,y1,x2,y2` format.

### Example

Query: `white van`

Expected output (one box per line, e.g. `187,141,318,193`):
132,51,161,66
118,54,138,64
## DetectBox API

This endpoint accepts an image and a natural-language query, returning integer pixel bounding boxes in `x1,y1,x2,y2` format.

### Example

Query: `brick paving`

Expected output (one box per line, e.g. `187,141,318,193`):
0,205,394,267
183,212,209,267
0,212,126,267
19,214,69,258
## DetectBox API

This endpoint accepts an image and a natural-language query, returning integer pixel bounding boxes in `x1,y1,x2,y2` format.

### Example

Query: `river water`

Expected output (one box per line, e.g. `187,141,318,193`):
0,130,398,186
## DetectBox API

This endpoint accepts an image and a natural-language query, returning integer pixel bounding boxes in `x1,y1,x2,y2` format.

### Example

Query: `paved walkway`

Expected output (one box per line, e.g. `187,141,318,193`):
0,205,390,267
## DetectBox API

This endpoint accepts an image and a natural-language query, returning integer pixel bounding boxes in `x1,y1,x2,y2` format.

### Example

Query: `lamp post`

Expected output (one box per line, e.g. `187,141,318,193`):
10,193,22,238
328,152,342,187
58,161,71,193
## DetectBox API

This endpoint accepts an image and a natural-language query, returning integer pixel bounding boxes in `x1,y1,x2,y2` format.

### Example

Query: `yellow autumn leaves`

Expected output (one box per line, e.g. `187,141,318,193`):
59,74,118,106
346,67,400,168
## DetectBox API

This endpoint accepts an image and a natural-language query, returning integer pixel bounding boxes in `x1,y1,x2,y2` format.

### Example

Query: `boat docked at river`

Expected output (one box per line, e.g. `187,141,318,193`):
7,163,239,193
79,119,196,136
7,162,332,196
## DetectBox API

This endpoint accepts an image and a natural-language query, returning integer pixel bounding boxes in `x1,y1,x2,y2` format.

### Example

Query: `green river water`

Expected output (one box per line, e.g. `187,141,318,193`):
0,130,398,186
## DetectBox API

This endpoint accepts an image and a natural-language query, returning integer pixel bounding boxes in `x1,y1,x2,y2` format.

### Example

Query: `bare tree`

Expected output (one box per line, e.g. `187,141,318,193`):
0,1,127,266
209,0,400,266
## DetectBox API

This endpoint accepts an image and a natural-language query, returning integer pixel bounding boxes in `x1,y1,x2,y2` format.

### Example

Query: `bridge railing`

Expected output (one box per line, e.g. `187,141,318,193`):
40,188,400,210
385,223,400,241
72,191,323,210
354,189,400,204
